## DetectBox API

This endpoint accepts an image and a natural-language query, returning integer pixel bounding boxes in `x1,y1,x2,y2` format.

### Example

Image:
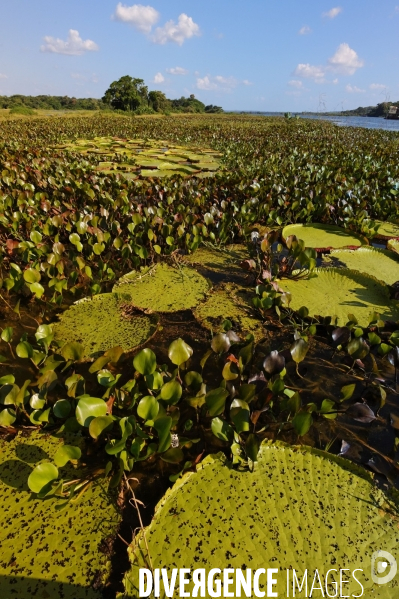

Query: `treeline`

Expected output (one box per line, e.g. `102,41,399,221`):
0,75,224,115
339,101,399,118
0,95,103,111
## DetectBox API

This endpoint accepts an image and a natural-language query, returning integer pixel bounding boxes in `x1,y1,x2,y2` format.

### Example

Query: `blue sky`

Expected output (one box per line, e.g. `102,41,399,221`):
0,0,398,111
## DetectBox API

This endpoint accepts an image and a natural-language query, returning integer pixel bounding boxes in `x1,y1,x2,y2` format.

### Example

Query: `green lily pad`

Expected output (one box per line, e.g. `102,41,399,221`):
375,221,399,238
53,137,222,179
124,441,399,598
282,223,367,248
280,268,399,326
53,293,158,359
327,247,399,285
0,431,121,598
113,263,210,313
194,283,264,340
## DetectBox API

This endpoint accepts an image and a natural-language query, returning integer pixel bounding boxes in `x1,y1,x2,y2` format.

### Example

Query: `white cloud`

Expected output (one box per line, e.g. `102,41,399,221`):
0,73,7,79
346,84,365,93
154,72,165,84
196,74,238,92
294,63,326,82
328,43,364,75
333,78,339,84
41,29,99,55
197,76,217,91
288,79,304,89
152,13,200,45
299,25,311,35
166,66,189,75
243,79,253,86
113,3,159,33
370,83,387,90
323,7,342,18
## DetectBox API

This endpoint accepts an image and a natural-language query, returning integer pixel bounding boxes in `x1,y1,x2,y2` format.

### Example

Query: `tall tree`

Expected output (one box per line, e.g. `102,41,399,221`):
102,76,148,111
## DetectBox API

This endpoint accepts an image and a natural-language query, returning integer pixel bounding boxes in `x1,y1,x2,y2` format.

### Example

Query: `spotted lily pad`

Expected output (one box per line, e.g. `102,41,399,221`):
194,283,264,340
282,223,367,249
123,441,399,598
53,293,158,359
0,431,121,598
280,268,399,326
112,263,210,313
327,247,399,285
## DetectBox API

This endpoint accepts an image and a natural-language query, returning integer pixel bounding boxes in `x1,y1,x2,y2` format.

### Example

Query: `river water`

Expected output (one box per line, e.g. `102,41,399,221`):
251,112,399,132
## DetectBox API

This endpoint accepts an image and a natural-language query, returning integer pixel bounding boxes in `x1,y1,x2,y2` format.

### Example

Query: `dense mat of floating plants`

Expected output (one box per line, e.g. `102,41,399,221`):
0,431,120,599
52,136,222,179
280,268,399,326
282,223,367,249
326,247,399,286
53,293,158,359
123,441,399,598
112,263,210,312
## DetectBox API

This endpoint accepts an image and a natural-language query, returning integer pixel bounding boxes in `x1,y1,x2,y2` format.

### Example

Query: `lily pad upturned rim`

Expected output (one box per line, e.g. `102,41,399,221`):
375,220,399,239
328,246,399,286
282,223,368,248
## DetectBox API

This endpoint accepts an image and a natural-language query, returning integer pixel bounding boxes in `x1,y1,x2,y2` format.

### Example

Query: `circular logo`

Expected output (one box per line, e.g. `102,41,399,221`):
371,551,397,585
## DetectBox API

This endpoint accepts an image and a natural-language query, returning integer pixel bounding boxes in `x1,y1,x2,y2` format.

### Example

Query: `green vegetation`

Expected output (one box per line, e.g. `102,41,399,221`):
1,112,399,595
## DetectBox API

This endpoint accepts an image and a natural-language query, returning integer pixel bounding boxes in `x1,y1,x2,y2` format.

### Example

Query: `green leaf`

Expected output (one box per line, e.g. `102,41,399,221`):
211,417,234,442
23,268,41,284
30,230,42,244
292,411,313,436
0,407,16,427
89,415,114,439
168,338,193,366
0,375,15,385
133,348,157,375
290,339,309,364
161,447,184,463
76,396,107,427
60,342,85,361
16,342,33,359
160,380,182,405
1,327,13,343
205,387,229,417
54,445,82,467
30,282,45,299
246,433,260,462
320,399,337,419
340,384,356,402
53,399,71,418
154,416,172,453
28,463,59,493
137,395,159,421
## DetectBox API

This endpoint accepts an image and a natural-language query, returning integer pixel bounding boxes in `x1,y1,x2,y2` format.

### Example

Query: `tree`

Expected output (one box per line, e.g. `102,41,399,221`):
148,91,170,112
102,76,148,111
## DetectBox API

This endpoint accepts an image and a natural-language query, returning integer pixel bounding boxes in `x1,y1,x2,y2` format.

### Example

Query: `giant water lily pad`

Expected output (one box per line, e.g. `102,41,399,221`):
194,283,264,340
53,293,158,358
375,221,399,238
183,244,248,283
52,137,222,179
327,247,399,286
123,441,399,598
282,223,366,249
0,431,121,598
280,268,399,326
113,263,210,313
388,238,399,254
